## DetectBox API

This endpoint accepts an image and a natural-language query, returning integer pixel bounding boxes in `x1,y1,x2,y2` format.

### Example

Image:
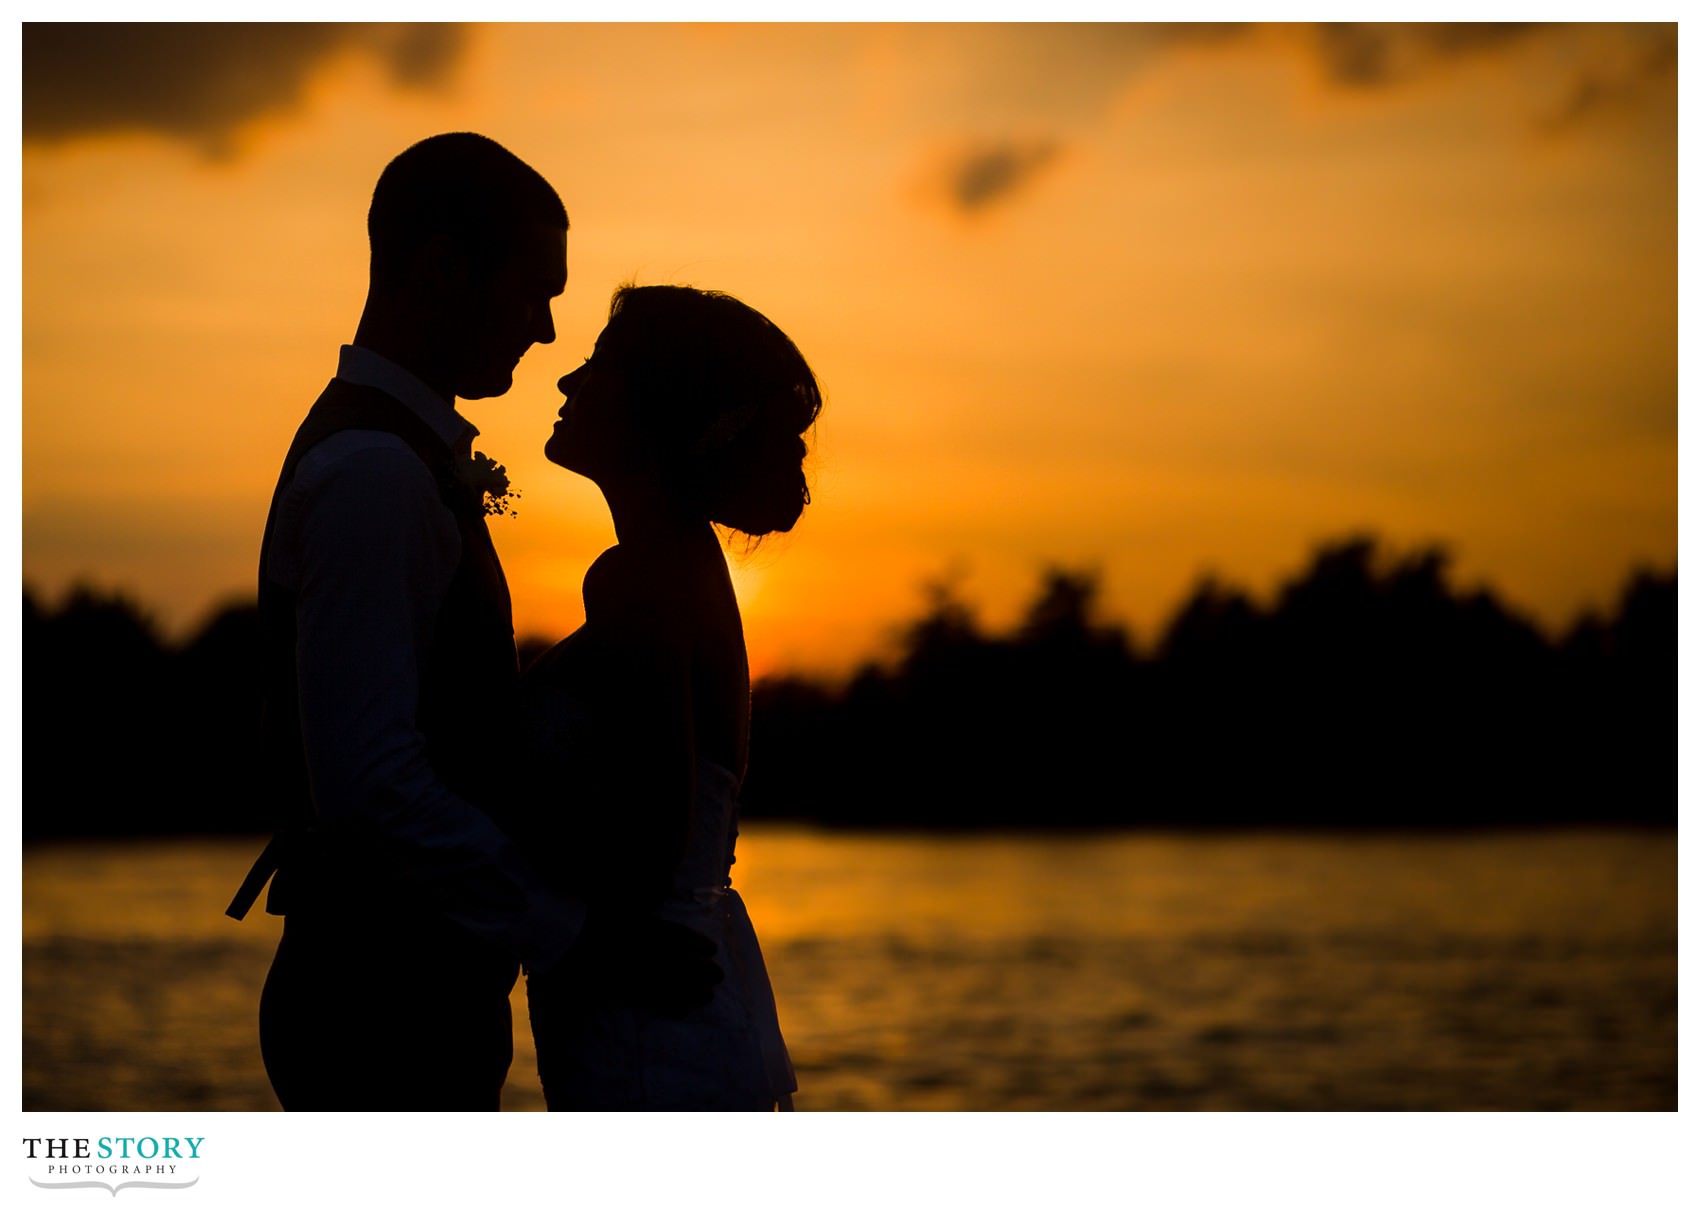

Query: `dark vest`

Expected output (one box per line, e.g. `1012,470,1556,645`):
228,378,518,920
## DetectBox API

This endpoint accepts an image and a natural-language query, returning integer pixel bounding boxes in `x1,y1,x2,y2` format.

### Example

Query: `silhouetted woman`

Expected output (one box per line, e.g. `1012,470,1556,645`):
516,284,819,1110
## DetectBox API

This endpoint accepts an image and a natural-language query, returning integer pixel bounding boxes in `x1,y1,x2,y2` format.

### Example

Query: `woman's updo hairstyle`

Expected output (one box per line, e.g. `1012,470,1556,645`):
595,284,821,537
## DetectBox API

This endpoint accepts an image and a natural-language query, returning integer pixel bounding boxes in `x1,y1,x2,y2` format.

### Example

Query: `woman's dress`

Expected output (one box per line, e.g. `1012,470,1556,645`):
519,668,796,1111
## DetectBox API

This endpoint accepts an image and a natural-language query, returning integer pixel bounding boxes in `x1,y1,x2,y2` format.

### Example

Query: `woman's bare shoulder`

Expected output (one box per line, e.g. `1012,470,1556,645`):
584,545,670,619
585,541,729,618
582,545,707,671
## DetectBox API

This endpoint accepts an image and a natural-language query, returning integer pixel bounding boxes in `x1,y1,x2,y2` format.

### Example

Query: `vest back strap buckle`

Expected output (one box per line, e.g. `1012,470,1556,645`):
225,834,286,921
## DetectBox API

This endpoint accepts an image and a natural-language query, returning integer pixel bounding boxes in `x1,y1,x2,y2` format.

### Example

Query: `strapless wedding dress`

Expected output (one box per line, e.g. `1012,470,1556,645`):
529,757,797,1111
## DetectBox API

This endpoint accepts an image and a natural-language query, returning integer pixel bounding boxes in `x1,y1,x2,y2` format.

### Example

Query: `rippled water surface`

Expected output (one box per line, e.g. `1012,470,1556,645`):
22,828,1676,1110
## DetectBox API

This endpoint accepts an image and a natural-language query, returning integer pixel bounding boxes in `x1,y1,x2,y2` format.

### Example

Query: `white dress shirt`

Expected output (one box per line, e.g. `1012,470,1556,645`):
265,344,582,972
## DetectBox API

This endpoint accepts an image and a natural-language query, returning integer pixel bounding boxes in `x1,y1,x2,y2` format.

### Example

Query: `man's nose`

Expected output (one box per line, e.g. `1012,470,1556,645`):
536,308,557,346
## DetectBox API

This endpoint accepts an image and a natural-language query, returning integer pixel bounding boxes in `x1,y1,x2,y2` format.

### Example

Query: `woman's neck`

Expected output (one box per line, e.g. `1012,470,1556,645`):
600,472,712,548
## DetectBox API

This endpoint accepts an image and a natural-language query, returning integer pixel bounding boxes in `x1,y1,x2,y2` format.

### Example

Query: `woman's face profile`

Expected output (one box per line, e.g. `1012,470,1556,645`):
544,339,627,475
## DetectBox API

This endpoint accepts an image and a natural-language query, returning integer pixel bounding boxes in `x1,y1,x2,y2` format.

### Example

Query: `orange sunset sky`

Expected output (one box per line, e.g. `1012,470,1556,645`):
20,22,1677,678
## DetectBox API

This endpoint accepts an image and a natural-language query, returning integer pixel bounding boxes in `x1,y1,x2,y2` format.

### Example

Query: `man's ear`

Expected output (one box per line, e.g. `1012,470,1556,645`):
413,231,471,297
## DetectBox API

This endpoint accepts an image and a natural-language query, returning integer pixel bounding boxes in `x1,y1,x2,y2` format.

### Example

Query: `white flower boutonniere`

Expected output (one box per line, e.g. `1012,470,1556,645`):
453,451,521,517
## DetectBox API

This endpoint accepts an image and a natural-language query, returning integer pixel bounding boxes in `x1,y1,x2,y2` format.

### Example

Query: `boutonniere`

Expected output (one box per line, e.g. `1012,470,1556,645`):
452,451,521,517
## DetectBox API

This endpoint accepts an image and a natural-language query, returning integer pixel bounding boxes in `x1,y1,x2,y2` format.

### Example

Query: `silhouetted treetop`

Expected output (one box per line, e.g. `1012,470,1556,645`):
744,535,1672,828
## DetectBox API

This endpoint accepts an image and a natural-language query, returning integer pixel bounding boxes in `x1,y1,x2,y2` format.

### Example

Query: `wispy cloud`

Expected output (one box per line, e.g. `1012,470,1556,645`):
1533,24,1677,135
1305,23,1547,90
930,138,1065,216
907,23,1670,221
23,23,467,158
913,137,1066,219
1271,23,1673,134
1126,23,1672,134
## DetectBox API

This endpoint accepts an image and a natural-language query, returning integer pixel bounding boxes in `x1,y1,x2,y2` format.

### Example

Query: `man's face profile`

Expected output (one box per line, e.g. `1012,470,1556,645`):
450,221,568,400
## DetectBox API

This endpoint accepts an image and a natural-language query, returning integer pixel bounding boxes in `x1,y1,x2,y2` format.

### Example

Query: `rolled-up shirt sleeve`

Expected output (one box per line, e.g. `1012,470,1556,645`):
275,432,582,972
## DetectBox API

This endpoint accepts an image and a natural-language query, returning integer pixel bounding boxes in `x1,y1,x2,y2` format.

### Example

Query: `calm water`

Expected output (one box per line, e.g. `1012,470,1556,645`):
22,827,1676,1111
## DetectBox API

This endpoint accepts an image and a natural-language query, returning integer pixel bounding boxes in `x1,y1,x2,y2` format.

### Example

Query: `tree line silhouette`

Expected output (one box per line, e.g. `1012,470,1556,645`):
22,534,1673,838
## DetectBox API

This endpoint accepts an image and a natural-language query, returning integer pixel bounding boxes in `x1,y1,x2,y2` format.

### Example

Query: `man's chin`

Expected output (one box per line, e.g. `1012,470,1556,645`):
457,372,516,401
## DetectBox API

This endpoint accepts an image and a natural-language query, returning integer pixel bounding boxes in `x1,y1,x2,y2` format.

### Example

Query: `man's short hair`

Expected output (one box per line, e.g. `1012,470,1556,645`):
368,132,567,280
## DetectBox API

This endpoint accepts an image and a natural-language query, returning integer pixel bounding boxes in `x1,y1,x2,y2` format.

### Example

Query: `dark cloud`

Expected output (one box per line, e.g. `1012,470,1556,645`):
1535,24,1677,134
1141,23,1672,136
1065,22,1552,93
913,23,1669,224
931,138,1064,217
1309,23,1546,90
24,23,467,157
1292,23,1675,136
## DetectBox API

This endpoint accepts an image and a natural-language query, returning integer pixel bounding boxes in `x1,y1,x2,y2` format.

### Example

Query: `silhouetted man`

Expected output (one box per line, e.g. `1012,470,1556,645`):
226,133,614,1110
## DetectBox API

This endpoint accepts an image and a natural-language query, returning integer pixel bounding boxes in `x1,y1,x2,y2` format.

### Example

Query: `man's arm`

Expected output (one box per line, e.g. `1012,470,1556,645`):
280,433,583,972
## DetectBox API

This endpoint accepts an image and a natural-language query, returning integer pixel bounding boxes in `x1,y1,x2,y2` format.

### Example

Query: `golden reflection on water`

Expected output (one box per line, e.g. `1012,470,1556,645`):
22,828,1677,1111
734,828,1675,943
